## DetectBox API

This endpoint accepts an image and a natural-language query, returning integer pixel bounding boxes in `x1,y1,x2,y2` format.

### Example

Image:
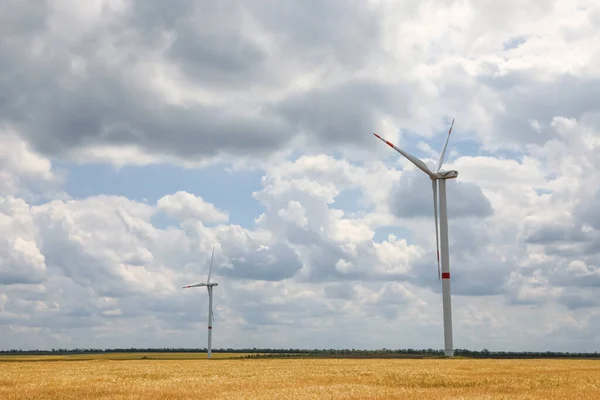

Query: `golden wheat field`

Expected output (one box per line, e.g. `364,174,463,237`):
1,354,600,399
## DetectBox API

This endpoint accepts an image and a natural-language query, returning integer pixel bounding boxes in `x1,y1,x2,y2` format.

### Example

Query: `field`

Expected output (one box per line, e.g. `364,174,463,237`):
1,353,599,399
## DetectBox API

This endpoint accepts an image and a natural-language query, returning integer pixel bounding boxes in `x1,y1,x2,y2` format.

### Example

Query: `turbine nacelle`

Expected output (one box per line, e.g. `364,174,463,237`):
435,170,458,180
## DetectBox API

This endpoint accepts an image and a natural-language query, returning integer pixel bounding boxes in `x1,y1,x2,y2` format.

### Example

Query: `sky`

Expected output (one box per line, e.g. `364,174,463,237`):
1,0,600,353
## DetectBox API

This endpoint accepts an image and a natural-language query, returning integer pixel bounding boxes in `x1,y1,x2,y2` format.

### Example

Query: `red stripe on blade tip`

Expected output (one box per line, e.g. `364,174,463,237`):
442,272,450,279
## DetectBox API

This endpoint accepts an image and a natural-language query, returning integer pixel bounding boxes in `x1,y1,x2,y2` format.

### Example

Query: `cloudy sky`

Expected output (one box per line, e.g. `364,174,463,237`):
1,0,599,353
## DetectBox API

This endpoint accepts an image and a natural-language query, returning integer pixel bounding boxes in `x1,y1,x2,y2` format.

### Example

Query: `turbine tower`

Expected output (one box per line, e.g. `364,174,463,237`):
373,119,457,357
182,246,218,359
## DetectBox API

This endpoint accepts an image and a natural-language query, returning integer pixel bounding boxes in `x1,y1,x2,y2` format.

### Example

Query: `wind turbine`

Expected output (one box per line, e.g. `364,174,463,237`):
182,246,218,359
373,119,457,357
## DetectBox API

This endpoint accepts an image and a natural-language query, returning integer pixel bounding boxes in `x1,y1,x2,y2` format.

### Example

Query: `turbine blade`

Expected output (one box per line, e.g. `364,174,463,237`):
435,118,455,172
207,246,215,284
182,282,207,288
373,133,435,178
432,180,441,281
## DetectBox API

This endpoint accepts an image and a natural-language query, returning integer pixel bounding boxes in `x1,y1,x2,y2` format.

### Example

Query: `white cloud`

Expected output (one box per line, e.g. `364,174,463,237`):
156,191,229,223
0,131,66,201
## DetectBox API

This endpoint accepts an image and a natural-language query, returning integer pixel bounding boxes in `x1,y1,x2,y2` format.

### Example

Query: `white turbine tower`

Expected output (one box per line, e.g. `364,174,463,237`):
373,119,457,357
182,246,218,359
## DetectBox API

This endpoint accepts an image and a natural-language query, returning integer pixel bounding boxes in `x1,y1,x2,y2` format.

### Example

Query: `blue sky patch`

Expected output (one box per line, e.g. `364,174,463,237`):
503,36,527,50
373,225,412,243
58,162,265,228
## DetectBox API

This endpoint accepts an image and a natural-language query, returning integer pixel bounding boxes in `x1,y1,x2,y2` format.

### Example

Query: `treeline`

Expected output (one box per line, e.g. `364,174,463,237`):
0,348,598,358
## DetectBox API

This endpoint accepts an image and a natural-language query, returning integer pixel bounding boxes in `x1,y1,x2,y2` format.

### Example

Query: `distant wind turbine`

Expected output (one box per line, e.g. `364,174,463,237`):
182,246,218,359
373,119,458,357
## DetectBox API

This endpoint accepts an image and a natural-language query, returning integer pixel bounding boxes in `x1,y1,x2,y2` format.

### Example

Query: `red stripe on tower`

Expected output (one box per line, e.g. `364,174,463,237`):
441,272,450,279
208,326,212,330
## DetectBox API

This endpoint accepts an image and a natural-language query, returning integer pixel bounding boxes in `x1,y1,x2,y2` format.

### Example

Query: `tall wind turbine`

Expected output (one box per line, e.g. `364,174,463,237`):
182,246,218,359
373,119,457,357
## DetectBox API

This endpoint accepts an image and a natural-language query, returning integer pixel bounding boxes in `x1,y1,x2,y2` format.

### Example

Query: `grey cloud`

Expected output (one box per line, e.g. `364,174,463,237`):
13,65,292,160
557,292,599,310
0,0,392,165
129,0,381,87
449,258,510,297
447,219,492,253
582,239,600,257
275,222,402,283
31,201,166,299
478,74,600,146
240,307,289,327
410,250,511,297
166,5,268,89
541,244,591,259
406,215,514,297
251,0,382,68
0,283,101,330
366,283,415,306
4,0,599,167
301,240,354,281
505,295,549,308
390,170,493,220
525,224,588,244
1,284,47,302
476,66,533,92
285,224,326,248
297,237,412,284
574,188,600,230
275,80,416,152
268,227,355,283
128,0,197,39
222,283,336,329
39,232,133,298
0,267,44,286
0,0,47,40
323,283,357,300
216,241,303,282
2,6,273,160
548,268,600,289
528,190,600,257
0,242,46,286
